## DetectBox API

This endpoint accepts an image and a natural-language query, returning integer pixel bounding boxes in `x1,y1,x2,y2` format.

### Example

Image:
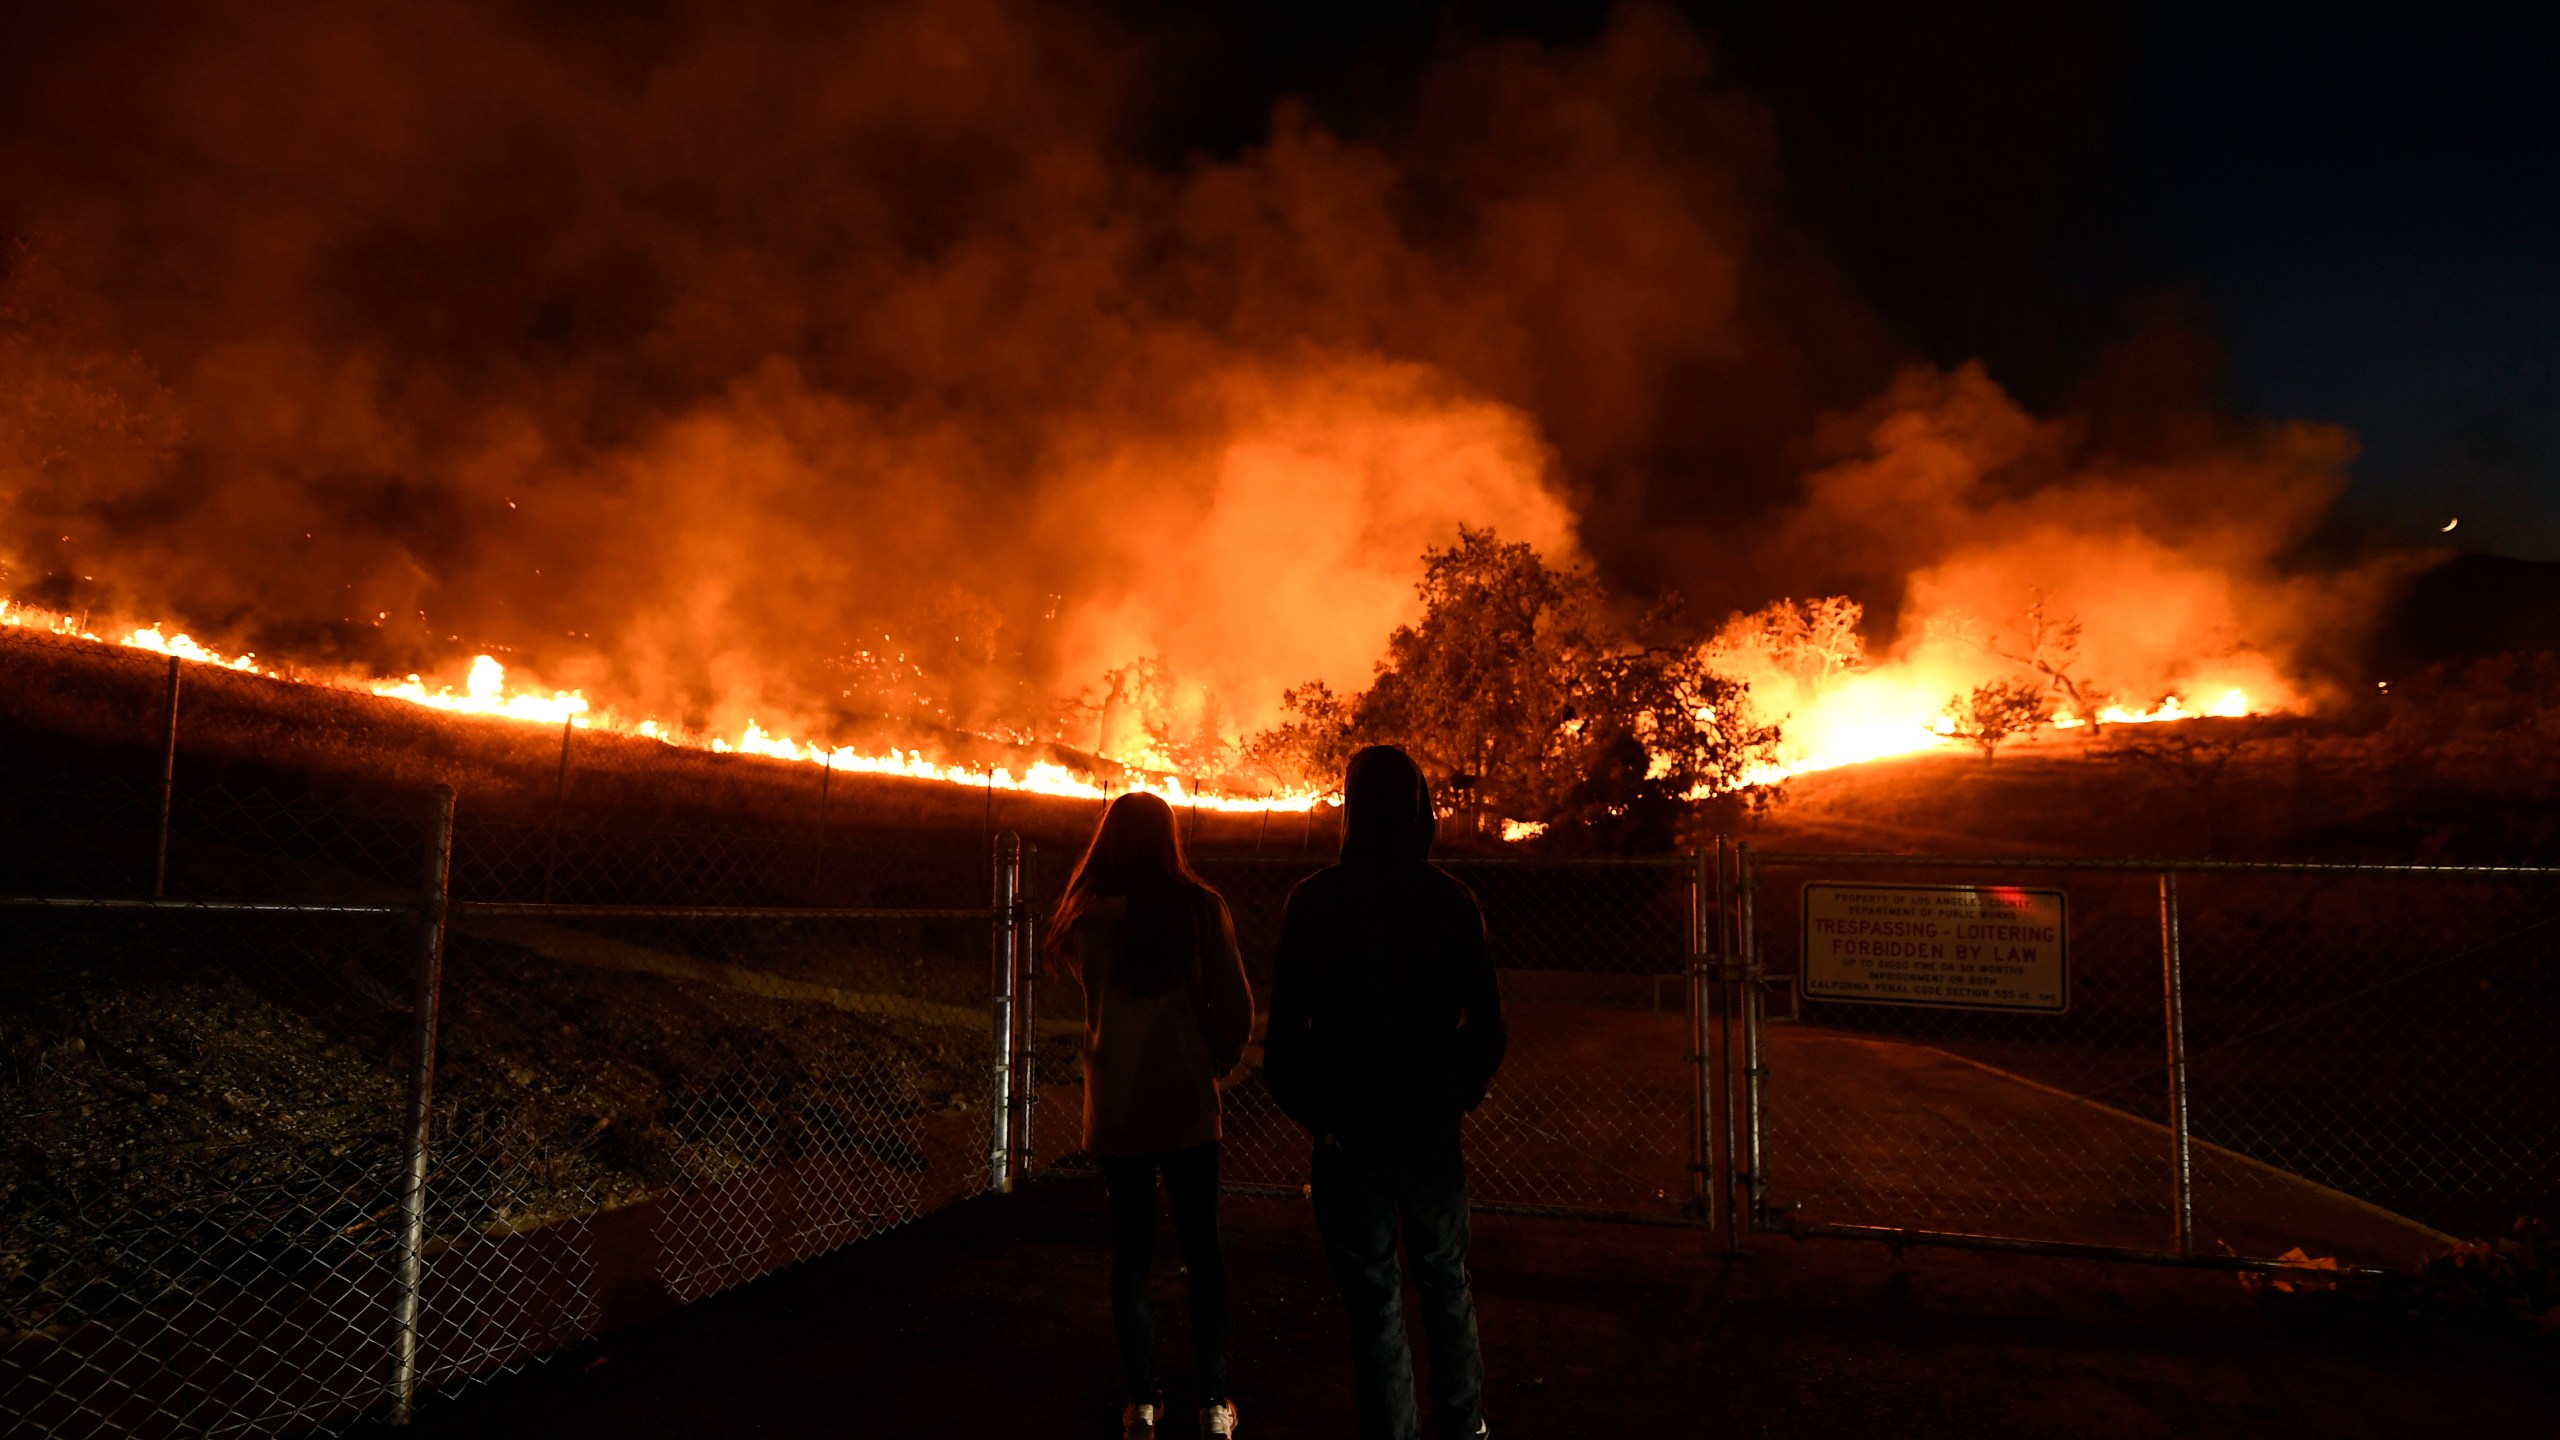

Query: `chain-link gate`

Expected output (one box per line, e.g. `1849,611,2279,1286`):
1,766,1032,1437
1735,848,2560,1272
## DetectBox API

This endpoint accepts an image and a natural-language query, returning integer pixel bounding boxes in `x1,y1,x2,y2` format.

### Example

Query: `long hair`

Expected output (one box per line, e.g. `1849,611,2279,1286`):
1049,791,1210,996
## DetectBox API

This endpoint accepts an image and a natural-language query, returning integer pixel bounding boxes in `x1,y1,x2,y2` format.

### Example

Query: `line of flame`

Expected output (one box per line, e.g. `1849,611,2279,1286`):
1734,686,2259,788
2,598,1323,814
7,594,2263,814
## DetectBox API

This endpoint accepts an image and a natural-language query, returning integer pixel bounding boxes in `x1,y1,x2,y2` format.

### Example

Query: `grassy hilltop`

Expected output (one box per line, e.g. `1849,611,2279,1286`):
11,622,2560,873
0,628,1345,873
1750,661,2560,865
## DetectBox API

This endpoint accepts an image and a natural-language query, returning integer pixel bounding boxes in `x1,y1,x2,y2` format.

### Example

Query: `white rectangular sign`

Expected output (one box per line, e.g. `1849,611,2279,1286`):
1801,882,2069,1013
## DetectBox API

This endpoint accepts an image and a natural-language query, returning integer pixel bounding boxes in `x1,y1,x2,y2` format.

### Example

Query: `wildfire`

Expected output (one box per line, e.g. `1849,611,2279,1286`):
1,596,1321,814
1700,588,2293,790
123,625,264,672
717,718,1318,814
2051,689,2252,728
6,588,2278,814
374,655,591,726
1738,685,2271,787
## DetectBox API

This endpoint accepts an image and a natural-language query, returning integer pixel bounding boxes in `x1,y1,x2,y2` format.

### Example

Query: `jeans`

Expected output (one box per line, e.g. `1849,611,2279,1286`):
1099,1142,1229,1406
1310,1130,1485,1440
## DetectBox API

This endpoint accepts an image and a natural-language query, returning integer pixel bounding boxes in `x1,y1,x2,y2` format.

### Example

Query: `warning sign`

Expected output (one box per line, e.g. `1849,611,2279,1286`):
1801,883,2069,1013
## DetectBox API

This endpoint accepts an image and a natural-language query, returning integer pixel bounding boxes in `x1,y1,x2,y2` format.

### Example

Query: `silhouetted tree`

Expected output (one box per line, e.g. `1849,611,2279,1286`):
1244,678,1358,790
1250,528,1779,846
1708,595,1869,689
1943,679,2049,761
1983,590,2104,720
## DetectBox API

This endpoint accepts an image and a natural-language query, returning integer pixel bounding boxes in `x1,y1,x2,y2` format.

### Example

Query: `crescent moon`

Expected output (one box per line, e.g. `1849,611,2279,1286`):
2442,517,2459,532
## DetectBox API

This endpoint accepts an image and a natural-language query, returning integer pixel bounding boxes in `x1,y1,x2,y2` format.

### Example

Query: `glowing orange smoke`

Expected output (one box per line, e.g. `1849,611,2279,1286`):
6,584,2289,814
1724,678,2277,787
1707,589,2288,789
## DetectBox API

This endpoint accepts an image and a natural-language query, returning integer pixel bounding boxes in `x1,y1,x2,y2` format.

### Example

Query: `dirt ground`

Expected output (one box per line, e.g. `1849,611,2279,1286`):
401,1179,2551,1440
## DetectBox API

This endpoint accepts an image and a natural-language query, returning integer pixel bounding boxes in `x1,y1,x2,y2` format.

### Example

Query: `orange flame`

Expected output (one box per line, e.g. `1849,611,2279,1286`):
3,596,1321,813
373,654,591,725
8,590,2277,812
121,625,265,672
1735,681,2273,788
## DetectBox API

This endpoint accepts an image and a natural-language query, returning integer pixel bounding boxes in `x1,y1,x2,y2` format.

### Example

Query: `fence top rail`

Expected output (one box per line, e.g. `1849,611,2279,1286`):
1196,854,1695,869
1746,850,2560,879
0,895,417,915
452,901,1005,921
0,897,1015,920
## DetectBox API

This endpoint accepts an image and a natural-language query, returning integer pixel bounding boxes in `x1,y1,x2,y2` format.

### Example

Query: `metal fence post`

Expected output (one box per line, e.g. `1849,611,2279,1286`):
388,785,456,1426
2159,870,2195,1255
1009,851,1038,1184
1738,842,1768,1230
813,756,832,898
540,717,572,903
989,831,1020,1194
152,655,182,898
1685,849,1714,1226
1717,835,1741,1253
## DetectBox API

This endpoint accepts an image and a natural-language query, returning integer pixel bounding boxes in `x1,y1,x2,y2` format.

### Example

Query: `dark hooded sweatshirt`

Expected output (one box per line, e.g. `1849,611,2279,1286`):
1263,746,1507,1140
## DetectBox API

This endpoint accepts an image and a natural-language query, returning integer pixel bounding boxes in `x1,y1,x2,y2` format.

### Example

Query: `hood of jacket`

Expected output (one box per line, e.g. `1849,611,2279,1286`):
1340,744,1436,864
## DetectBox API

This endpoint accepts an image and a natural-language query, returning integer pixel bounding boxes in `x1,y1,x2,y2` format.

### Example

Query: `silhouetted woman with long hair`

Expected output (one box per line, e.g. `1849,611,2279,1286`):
1051,791,1254,1440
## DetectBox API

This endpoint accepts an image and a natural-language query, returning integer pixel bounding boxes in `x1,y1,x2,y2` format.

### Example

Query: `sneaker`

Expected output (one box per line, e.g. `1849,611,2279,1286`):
1121,1399,1159,1439
1200,1399,1240,1436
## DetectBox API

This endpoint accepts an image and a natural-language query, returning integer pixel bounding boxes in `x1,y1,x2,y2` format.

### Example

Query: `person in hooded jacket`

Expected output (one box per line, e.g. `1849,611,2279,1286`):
1049,791,1256,1440
1263,745,1506,1440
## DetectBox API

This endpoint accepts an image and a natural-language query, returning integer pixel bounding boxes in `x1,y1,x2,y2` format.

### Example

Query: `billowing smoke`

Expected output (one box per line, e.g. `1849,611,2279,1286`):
0,1,2388,773
1713,361,2396,772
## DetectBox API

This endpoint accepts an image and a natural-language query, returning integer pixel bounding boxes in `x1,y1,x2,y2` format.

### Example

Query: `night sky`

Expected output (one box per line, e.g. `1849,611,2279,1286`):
1128,0,2560,557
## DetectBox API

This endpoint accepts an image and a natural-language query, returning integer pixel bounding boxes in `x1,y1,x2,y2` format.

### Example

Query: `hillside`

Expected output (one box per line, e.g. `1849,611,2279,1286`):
1752,690,2560,864
11,613,2560,881
0,628,1341,882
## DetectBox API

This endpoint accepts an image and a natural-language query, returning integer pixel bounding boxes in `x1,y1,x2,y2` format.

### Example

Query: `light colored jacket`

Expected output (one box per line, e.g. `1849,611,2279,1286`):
1071,887,1254,1156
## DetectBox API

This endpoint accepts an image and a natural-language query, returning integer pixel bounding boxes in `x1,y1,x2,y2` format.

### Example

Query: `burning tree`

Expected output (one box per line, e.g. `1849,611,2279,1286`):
1983,589,2105,721
1942,679,2049,761
1707,595,1869,690
1248,528,1778,847
1244,679,1357,789
1069,656,1238,778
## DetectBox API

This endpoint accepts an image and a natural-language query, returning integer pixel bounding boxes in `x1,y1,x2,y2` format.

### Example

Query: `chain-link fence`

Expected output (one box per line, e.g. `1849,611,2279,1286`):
1737,850,2560,1271
1,766,1022,1438
10,618,2554,1433
2173,867,2560,1252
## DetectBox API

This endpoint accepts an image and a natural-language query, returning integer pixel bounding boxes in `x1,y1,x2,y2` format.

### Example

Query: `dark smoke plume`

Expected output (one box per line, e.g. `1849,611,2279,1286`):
0,1,2379,755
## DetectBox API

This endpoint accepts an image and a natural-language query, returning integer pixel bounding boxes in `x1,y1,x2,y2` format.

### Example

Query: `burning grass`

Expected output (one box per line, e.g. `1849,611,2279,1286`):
0,623,1209,859
1755,659,2560,866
